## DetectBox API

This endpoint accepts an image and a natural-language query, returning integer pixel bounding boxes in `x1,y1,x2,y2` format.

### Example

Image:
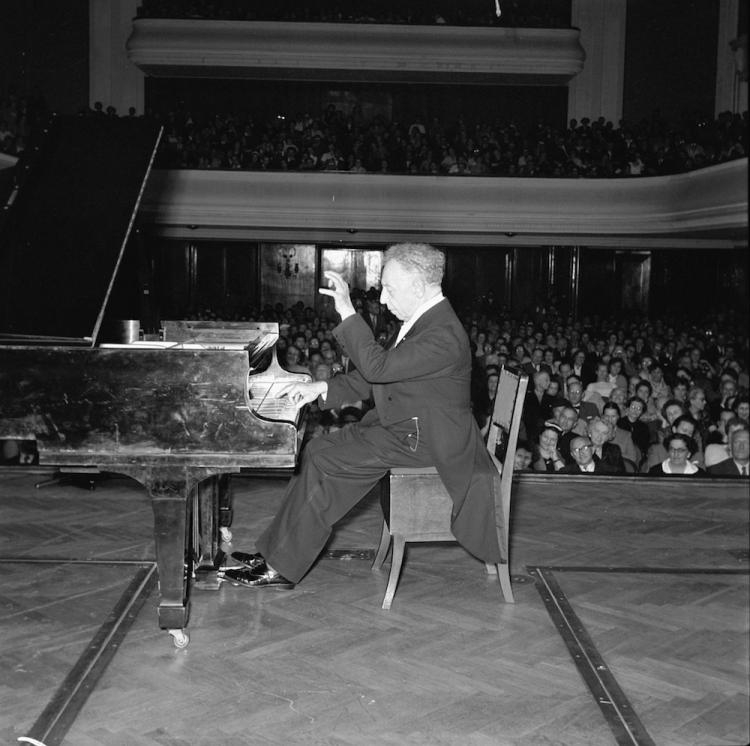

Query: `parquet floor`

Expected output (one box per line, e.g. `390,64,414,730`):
0,468,747,746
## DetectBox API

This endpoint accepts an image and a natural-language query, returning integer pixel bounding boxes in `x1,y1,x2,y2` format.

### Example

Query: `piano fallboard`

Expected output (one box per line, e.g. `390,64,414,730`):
0,346,302,469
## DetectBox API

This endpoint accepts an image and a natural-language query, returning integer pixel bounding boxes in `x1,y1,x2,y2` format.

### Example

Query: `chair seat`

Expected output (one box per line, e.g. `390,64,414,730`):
372,369,528,610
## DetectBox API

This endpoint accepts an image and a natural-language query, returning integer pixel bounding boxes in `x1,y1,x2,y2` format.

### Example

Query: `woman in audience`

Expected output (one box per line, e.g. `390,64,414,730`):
618,396,651,458
647,433,705,476
531,425,566,472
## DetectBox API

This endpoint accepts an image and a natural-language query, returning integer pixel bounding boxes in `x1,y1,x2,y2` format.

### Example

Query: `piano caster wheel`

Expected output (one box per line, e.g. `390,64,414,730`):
168,629,190,649
220,527,233,544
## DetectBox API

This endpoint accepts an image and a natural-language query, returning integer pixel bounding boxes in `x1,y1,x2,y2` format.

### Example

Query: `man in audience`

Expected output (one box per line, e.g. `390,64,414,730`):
567,378,600,423
522,369,555,443
587,416,626,474
560,436,617,474
707,427,750,477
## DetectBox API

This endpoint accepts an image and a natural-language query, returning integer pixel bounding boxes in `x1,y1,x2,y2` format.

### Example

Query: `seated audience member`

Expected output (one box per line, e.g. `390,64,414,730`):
707,427,750,477
643,413,705,471
671,378,690,406
522,347,552,378
567,378,600,423
522,369,554,443
553,405,583,463
513,441,534,472
708,373,739,422
648,364,671,406
587,416,626,474
654,398,686,445
585,361,617,402
732,394,749,424
531,425,566,472
282,344,310,374
546,376,562,399
704,408,739,450
686,386,712,445
647,433,705,476
560,436,616,474
704,416,748,469
618,396,651,457
607,357,629,393
569,349,595,387
602,402,641,465
608,386,627,411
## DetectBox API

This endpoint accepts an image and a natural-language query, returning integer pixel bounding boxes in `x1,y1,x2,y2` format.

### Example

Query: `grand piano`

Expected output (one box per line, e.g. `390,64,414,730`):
0,116,309,647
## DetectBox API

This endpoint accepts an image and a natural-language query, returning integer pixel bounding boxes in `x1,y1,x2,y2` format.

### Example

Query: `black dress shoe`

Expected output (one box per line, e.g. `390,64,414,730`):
229,551,265,570
221,564,295,590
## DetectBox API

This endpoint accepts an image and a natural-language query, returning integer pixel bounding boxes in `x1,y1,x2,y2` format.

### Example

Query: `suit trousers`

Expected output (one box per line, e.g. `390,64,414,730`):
256,418,432,583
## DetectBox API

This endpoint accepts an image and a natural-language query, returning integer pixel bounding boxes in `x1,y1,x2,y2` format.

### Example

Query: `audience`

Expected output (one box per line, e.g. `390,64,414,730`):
147,104,747,179
2,291,748,472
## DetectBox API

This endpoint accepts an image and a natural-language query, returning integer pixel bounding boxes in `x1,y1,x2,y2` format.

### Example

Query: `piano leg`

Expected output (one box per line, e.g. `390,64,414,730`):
137,467,238,647
193,474,232,590
149,482,191,641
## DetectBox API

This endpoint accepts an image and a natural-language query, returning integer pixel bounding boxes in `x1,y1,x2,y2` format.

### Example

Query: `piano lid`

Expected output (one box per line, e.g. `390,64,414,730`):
0,115,162,346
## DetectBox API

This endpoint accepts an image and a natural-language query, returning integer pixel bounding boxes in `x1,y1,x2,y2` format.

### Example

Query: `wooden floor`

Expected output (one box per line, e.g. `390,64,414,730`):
0,468,747,746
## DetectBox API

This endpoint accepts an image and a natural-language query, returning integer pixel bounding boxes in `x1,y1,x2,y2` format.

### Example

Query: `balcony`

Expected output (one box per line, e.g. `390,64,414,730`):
140,158,748,248
127,19,584,85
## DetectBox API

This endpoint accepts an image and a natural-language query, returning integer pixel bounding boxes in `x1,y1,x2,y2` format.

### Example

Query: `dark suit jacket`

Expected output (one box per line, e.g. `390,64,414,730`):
522,390,555,442
522,362,552,379
559,461,616,474
594,442,625,473
572,401,599,423
326,299,505,562
707,458,748,477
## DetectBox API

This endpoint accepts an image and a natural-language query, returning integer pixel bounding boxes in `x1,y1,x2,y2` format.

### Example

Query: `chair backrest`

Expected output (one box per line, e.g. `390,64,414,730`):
486,368,529,472
486,368,529,537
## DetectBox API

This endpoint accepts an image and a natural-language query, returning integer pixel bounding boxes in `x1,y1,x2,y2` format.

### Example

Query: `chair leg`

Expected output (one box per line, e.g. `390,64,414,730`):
381,535,406,610
497,562,515,603
371,520,391,570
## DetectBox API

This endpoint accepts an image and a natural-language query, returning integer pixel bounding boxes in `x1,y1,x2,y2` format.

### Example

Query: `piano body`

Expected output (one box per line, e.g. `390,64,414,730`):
0,117,309,646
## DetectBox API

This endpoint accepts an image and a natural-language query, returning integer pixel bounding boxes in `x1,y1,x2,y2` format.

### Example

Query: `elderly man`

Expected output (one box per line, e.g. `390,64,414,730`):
560,435,617,474
225,243,505,589
708,427,750,477
587,416,626,474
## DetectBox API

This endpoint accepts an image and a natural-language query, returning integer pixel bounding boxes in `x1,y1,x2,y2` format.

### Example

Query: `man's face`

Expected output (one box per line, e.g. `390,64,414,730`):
674,420,696,439
571,438,594,466
379,260,421,321
568,383,583,405
665,404,683,425
721,380,737,399
534,371,550,390
690,391,706,410
558,408,578,432
729,430,750,463
589,422,610,448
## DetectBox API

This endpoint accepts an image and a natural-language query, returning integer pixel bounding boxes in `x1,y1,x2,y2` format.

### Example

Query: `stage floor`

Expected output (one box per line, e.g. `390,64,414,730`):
1,468,747,746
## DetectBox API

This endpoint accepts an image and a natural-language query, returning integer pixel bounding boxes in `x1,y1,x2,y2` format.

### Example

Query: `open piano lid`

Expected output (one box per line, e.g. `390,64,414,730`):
0,115,162,346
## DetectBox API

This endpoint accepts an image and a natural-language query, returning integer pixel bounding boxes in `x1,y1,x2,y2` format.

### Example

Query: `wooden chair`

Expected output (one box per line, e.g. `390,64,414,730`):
372,368,529,609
